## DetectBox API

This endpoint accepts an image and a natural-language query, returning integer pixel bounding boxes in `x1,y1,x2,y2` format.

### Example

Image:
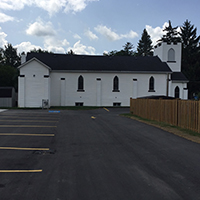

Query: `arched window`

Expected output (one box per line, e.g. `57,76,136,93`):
78,75,84,91
168,48,175,62
113,76,119,92
149,76,155,92
175,86,180,98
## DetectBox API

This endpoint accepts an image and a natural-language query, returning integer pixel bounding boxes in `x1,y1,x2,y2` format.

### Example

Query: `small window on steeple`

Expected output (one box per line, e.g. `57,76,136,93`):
168,48,175,62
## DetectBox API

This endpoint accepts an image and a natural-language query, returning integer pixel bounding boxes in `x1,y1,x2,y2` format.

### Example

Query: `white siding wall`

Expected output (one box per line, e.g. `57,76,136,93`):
18,76,25,107
50,72,168,106
170,82,188,99
18,60,50,107
0,98,12,107
19,61,188,107
19,58,188,107
96,78,102,106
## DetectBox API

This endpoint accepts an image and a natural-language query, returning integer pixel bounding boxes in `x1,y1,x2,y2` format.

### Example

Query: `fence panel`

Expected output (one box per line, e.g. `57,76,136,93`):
130,98,200,133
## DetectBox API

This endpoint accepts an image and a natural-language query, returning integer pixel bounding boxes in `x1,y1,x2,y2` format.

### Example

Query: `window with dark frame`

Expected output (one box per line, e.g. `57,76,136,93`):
75,102,84,106
113,76,119,92
175,86,180,98
113,102,121,107
149,76,155,92
77,75,84,92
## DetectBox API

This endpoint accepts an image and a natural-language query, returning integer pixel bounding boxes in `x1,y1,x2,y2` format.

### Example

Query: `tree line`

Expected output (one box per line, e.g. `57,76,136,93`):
0,19,200,98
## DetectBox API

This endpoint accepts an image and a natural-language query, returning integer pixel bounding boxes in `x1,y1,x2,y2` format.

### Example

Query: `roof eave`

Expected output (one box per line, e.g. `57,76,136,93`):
171,80,189,83
51,70,172,74
18,57,52,71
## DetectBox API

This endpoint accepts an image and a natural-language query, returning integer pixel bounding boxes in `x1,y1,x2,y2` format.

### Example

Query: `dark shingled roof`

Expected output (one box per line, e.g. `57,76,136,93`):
0,87,13,98
171,72,188,81
26,53,172,73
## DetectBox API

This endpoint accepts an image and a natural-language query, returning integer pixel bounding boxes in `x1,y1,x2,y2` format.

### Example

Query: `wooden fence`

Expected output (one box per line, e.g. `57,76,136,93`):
130,98,200,133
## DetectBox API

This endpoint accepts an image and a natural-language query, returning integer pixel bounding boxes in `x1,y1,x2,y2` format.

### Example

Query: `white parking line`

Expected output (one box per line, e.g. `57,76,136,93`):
0,109,7,113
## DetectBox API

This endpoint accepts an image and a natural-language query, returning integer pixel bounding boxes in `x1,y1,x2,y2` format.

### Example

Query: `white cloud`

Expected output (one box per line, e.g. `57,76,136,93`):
26,19,56,37
14,42,42,53
64,0,98,13
145,22,168,45
34,0,66,16
67,40,96,55
0,0,99,16
85,29,98,40
44,37,70,53
95,25,138,41
87,46,96,54
0,27,8,47
95,25,120,41
177,26,181,34
73,34,81,40
26,17,70,53
14,37,70,54
121,30,138,39
0,0,30,11
0,12,14,23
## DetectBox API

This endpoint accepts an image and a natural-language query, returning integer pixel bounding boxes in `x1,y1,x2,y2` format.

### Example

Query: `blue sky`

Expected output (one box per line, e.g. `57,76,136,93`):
0,0,200,55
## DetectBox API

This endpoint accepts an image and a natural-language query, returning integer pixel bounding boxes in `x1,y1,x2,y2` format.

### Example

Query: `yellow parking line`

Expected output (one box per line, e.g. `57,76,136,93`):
0,147,49,151
103,107,110,112
0,133,54,137
0,169,42,173
0,125,56,128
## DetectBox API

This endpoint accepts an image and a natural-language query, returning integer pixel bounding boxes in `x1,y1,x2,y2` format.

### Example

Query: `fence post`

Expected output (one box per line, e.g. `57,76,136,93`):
159,98,162,122
198,100,200,133
130,98,133,113
176,99,179,126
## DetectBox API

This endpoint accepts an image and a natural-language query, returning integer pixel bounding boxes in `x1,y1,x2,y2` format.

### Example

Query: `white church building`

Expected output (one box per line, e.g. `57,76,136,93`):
18,42,188,108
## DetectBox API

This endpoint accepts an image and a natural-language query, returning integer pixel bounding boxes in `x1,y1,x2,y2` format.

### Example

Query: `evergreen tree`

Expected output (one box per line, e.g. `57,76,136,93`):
67,49,75,55
122,42,134,56
105,42,135,56
160,20,181,43
0,48,3,64
29,48,53,54
180,20,200,52
137,29,153,56
179,20,200,97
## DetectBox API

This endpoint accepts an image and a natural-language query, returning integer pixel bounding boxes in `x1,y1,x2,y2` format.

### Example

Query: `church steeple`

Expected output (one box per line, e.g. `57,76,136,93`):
154,42,182,72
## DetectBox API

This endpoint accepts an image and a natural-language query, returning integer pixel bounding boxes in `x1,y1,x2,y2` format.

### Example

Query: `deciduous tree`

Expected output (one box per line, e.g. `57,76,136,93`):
3,43,20,68
0,65,18,89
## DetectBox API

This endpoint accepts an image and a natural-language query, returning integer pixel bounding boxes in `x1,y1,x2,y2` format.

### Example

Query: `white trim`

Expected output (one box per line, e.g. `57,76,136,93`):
18,58,52,71
172,80,189,83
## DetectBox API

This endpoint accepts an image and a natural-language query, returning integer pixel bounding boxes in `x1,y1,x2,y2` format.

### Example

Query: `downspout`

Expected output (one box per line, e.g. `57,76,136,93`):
166,73,169,97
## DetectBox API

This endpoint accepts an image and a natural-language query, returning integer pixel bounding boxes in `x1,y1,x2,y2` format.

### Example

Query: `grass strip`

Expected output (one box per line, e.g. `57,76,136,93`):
121,113,200,144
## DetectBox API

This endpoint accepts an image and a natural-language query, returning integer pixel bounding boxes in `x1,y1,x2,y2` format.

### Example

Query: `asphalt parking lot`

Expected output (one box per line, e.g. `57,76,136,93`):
1,108,200,200
0,109,59,200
